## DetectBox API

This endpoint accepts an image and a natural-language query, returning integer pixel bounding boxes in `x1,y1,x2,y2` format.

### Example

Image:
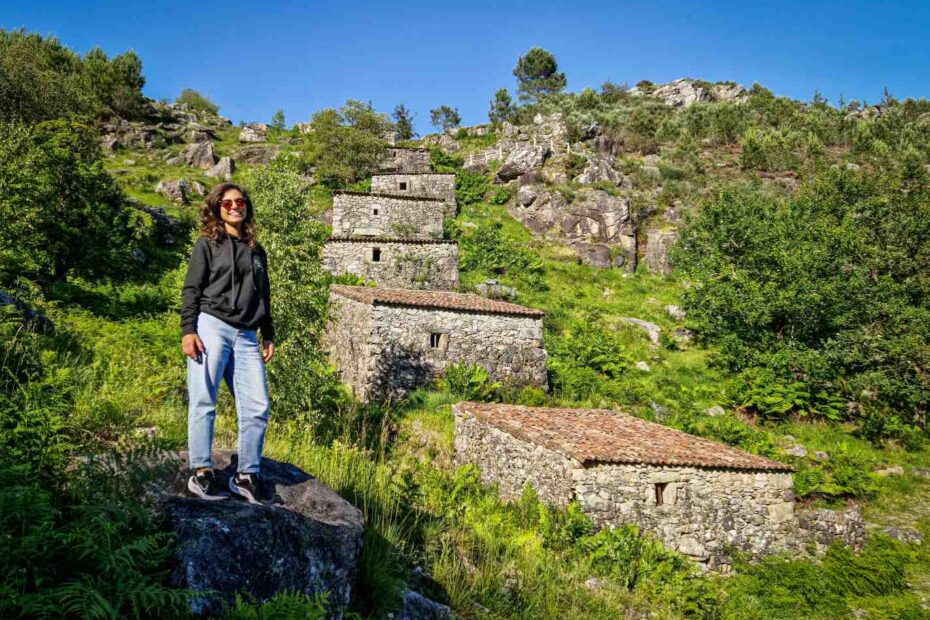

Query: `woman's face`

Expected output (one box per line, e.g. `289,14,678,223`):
219,188,247,227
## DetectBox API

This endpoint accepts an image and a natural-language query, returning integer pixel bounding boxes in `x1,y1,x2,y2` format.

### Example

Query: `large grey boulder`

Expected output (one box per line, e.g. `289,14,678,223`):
181,141,216,169
642,229,678,274
573,156,624,186
239,123,269,143
160,450,364,618
155,179,206,204
206,156,236,180
388,589,453,620
236,145,282,164
495,145,550,182
632,79,748,108
619,317,662,345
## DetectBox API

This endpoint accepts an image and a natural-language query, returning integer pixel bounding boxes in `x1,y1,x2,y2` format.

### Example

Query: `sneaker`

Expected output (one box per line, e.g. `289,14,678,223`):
229,472,262,504
187,469,229,501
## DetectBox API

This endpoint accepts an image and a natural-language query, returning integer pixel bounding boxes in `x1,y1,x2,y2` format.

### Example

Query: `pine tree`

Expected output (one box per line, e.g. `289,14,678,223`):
488,88,514,125
430,105,461,131
392,104,415,140
513,47,566,103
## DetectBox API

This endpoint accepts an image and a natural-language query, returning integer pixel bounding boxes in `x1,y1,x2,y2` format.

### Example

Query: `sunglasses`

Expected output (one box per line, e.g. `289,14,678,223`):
220,197,246,210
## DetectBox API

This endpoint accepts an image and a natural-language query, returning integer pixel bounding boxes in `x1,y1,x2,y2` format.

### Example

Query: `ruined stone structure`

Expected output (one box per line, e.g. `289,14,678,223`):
379,147,431,174
453,402,864,570
322,238,459,290
324,286,547,402
371,173,457,218
330,191,446,240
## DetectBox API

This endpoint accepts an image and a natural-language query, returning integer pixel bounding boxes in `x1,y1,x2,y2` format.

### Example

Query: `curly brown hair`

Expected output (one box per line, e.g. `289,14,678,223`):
200,182,257,248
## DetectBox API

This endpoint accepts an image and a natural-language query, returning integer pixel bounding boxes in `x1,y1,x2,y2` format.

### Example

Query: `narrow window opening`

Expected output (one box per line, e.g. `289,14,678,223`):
654,482,667,506
429,332,442,348
399,181,408,191
372,207,379,215
371,247,381,262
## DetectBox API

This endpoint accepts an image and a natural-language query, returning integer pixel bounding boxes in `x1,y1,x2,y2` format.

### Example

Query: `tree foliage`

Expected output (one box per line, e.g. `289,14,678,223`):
429,105,461,131
175,88,219,116
392,103,416,140
302,99,391,186
488,88,515,125
513,47,567,103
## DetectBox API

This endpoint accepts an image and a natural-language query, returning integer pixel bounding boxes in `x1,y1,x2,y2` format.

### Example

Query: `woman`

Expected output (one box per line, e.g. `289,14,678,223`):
180,182,275,504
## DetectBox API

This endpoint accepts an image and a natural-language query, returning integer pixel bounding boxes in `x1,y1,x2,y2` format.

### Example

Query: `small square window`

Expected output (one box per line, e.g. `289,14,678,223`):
371,247,381,262
372,207,379,216
399,181,408,191
429,332,442,348
654,482,668,506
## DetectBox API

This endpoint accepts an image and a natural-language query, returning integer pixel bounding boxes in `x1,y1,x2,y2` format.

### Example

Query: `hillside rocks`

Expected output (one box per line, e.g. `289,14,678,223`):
495,145,550,182
573,155,625,186
239,123,269,143
181,141,217,169
632,79,748,108
642,229,678,274
160,450,364,618
155,179,206,204
388,589,453,620
99,100,229,151
236,144,281,164
619,317,662,345
206,156,236,180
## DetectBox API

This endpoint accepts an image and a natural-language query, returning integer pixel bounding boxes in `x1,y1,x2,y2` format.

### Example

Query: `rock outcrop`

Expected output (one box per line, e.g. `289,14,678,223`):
236,145,281,164
388,589,453,620
155,179,206,204
206,156,236,180
160,450,364,618
642,229,677,274
632,79,748,108
573,155,624,186
495,145,550,182
181,141,217,170
239,123,269,143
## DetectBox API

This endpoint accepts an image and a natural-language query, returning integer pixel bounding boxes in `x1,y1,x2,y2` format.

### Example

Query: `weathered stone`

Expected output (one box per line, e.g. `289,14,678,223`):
666,304,686,321
874,465,904,476
323,239,459,290
573,156,623,186
635,361,651,372
371,173,456,219
206,156,236,180
795,506,865,552
673,327,694,344
234,145,280,165
239,123,268,143
516,184,539,207
814,451,830,461
475,279,517,301
495,146,550,182
380,147,431,174
913,467,930,479
620,317,662,345
189,127,217,142
160,450,363,618
165,155,184,166
331,192,446,239
572,242,615,269
784,445,808,458
705,405,725,417
632,79,747,108
642,229,677,274
101,135,120,151
155,179,205,205
180,141,216,169
882,526,924,545
388,589,453,620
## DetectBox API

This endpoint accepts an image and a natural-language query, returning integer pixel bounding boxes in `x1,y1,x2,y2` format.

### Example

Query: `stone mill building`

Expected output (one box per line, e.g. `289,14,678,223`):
323,147,549,401
453,402,799,570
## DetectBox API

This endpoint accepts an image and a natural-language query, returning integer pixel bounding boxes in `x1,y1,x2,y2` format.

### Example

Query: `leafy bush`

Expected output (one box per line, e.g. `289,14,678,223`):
454,170,489,205
436,363,500,402
175,88,219,115
223,592,328,619
732,367,845,421
489,188,511,205
301,100,390,186
739,126,802,171
455,220,543,288
579,524,693,591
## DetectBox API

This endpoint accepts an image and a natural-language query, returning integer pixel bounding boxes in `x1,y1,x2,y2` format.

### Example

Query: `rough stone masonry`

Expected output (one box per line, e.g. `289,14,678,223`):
453,402,864,570
371,173,457,219
330,191,446,240
322,238,460,290
324,286,547,402
379,147,432,174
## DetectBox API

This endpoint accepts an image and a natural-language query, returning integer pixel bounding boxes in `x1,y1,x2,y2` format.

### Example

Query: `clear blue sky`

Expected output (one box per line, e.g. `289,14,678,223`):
3,0,929,134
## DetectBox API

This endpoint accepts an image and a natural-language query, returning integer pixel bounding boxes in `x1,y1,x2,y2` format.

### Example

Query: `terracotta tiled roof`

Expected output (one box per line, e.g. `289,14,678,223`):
454,402,793,472
330,285,544,318
332,190,445,203
327,237,457,245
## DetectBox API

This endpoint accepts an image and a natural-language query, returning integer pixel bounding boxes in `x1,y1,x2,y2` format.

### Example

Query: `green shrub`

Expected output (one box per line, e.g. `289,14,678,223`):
436,363,500,402
739,126,801,171
175,88,219,115
223,592,329,619
456,220,543,287
489,188,511,205
454,170,489,205
301,101,390,186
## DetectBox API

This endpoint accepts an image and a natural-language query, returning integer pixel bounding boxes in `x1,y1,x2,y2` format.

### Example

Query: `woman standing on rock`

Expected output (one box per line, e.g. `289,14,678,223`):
180,182,274,504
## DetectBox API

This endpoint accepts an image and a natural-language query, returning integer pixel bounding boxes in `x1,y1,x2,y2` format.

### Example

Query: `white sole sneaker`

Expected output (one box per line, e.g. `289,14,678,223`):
229,476,260,504
187,475,229,500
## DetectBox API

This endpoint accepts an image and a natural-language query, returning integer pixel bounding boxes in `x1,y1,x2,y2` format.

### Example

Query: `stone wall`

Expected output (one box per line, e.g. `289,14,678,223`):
321,296,373,401
454,410,578,506
322,240,460,290
326,300,547,401
574,463,794,569
371,174,457,218
331,192,445,240
379,148,431,174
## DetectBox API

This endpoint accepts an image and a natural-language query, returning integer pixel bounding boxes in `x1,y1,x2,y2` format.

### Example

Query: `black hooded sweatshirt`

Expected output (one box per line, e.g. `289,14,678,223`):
181,235,274,341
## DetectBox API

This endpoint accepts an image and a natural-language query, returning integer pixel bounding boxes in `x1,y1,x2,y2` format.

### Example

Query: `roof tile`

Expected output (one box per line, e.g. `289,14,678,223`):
454,402,793,472
330,285,544,318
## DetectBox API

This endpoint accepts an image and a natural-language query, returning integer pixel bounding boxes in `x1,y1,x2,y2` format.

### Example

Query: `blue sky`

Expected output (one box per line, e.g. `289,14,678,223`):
4,1,930,133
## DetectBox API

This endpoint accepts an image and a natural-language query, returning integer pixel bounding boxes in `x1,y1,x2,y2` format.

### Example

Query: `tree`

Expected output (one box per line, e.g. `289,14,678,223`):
393,104,416,140
513,47,566,103
175,89,219,116
0,120,132,284
302,100,391,185
430,105,461,132
271,108,286,130
488,88,514,125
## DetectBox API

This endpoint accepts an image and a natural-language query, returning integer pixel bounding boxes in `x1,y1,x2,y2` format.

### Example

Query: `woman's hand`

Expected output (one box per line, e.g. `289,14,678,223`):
182,334,206,362
262,340,275,363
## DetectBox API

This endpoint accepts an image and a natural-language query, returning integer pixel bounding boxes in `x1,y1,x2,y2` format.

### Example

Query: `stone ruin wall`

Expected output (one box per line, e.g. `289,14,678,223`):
371,174,457,219
321,296,373,402
330,193,445,240
364,305,547,401
322,241,460,291
453,412,865,570
380,148,431,174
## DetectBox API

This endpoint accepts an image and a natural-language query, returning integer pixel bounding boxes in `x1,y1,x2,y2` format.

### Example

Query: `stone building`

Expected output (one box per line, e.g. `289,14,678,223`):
324,286,547,402
371,173,457,219
330,191,446,240
453,402,798,570
322,237,459,290
379,147,431,174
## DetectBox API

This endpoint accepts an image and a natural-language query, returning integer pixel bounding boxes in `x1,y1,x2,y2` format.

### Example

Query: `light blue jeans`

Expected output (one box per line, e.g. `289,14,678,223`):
188,312,270,473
